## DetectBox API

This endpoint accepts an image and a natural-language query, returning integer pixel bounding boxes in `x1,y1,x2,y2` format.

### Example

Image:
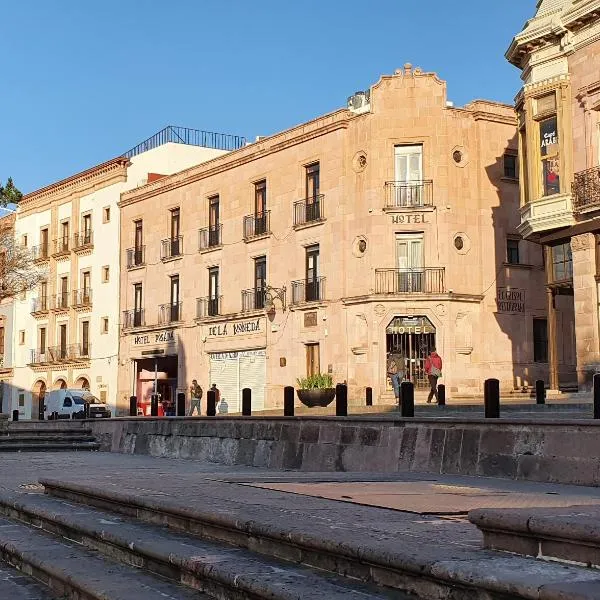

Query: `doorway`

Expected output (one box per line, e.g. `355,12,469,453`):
32,380,46,420
386,316,436,389
134,356,178,416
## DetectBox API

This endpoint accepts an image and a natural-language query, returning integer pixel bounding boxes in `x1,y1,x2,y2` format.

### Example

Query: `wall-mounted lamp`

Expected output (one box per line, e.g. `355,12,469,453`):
264,285,287,314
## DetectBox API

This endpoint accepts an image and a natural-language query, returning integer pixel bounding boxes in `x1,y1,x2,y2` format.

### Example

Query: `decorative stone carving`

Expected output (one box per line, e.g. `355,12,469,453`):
352,151,368,173
374,304,386,317
435,303,446,316
571,233,593,252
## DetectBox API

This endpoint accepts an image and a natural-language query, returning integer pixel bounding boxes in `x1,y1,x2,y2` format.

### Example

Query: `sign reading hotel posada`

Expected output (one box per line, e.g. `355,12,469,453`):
133,330,175,346
207,318,264,338
496,288,525,313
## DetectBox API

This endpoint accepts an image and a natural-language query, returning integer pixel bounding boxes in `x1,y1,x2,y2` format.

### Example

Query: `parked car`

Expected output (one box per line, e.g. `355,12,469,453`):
45,389,111,420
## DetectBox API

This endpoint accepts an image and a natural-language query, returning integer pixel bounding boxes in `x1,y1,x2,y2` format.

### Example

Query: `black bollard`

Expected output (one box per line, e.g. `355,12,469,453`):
366,387,373,406
38,400,45,420
484,378,500,418
535,379,546,405
206,390,216,417
177,392,186,417
242,388,252,416
284,386,295,417
150,393,159,417
83,403,90,419
335,383,348,417
129,396,137,417
438,384,446,406
594,374,600,420
400,381,414,417
12,409,18,422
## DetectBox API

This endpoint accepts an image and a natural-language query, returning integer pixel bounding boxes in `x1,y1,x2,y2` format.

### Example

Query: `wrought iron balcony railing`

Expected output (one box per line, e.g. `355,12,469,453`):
241,288,267,311
73,231,93,250
72,288,92,308
31,244,50,262
375,268,445,294
573,166,600,213
52,237,70,256
122,309,145,329
243,211,271,240
384,180,433,208
158,302,183,324
291,277,326,304
47,345,69,362
126,246,145,269
31,296,49,314
293,195,325,227
52,293,70,311
197,296,221,318
72,342,91,360
161,236,183,260
199,225,222,250
29,349,50,365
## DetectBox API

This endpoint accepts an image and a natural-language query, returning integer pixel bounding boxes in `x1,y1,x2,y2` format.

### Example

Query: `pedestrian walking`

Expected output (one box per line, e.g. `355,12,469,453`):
189,379,203,416
210,383,221,405
387,350,405,402
425,349,443,404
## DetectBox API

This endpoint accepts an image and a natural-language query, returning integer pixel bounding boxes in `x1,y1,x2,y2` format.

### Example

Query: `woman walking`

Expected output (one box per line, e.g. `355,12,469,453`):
424,349,443,404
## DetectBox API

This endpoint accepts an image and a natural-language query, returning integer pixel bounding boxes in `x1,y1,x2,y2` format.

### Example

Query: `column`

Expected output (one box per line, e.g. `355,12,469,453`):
546,287,559,391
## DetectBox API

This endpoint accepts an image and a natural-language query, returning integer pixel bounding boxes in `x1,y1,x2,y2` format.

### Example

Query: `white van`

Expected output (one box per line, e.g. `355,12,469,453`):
45,389,112,420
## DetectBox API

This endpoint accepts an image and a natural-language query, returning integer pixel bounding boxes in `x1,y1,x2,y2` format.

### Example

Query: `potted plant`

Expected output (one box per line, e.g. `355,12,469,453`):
296,373,336,407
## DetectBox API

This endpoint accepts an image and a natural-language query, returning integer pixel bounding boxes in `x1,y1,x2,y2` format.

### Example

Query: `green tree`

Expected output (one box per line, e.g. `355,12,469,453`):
0,178,23,207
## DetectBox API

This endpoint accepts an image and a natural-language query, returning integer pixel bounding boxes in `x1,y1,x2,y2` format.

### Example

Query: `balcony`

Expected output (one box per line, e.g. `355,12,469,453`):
243,211,271,240
122,309,145,330
31,296,49,315
196,296,221,319
31,244,50,263
518,195,575,238
198,225,222,251
47,345,69,362
374,268,445,294
241,288,266,312
29,349,50,366
39,344,90,363
52,293,70,312
72,231,93,252
573,166,600,214
52,237,70,258
126,246,145,269
72,288,92,309
158,302,183,325
291,277,326,305
161,236,183,261
71,342,91,360
293,195,325,228
384,181,433,209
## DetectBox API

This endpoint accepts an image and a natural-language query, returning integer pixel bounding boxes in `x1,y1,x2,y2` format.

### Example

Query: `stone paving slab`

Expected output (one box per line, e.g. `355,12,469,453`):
0,561,56,599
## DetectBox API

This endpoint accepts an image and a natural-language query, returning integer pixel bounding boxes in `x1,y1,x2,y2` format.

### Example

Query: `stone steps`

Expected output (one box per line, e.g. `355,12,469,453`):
0,559,57,599
0,424,99,452
0,490,402,600
38,477,600,599
469,504,600,569
0,441,100,452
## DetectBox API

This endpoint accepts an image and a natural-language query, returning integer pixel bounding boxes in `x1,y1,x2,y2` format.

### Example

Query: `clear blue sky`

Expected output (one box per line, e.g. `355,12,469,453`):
1,1,534,194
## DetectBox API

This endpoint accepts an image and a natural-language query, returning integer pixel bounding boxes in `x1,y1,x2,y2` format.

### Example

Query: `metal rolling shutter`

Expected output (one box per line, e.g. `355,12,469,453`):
239,349,266,411
209,353,240,414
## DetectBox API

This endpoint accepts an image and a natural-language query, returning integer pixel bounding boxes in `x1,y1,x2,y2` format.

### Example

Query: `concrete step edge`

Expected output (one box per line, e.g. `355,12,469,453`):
0,491,395,600
0,443,99,452
0,515,209,600
0,436,96,442
38,478,600,600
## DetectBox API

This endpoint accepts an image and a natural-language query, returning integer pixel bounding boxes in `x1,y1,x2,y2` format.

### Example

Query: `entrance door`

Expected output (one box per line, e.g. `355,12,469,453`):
396,234,424,292
394,145,423,207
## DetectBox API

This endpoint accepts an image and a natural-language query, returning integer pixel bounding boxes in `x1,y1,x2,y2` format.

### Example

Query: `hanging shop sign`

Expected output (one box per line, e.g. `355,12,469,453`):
207,317,264,338
496,288,525,313
133,330,175,346
386,316,435,334
390,213,428,225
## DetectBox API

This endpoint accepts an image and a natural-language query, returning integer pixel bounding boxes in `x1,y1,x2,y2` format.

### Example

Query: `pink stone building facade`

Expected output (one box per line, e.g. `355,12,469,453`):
117,66,548,414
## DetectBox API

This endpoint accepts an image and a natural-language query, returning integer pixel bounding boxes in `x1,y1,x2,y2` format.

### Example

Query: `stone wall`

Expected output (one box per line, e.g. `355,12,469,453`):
87,417,600,486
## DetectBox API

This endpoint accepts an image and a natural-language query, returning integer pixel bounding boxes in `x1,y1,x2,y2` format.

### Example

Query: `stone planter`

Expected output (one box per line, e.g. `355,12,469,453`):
296,388,336,408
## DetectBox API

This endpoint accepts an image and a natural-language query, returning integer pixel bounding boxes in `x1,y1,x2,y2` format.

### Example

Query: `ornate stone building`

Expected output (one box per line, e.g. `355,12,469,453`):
507,0,600,389
117,66,548,414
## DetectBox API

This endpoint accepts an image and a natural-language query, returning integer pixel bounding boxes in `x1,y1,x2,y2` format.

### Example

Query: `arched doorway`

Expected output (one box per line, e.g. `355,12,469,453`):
54,378,67,390
32,380,47,420
75,377,90,391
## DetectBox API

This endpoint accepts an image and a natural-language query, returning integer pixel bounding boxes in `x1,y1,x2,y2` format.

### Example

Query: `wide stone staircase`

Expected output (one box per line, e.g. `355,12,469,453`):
0,478,599,598
0,421,99,452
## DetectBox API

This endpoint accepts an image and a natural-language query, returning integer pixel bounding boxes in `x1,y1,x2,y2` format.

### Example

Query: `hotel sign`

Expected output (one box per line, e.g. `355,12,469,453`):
207,318,264,338
133,330,175,346
390,213,428,224
386,316,435,335
496,288,525,313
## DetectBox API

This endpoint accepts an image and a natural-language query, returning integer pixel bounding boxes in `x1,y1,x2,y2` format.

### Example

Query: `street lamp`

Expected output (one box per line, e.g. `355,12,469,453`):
264,285,286,315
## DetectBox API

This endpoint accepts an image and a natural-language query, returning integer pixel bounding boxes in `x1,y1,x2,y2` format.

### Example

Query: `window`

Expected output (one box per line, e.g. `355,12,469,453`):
18,393,24,407
169,275,180,321
63,398,72,408
82,271,91,296
306,343,320,377
60,221,70,251
254,256,267,309
40,228,49,256
81,320,90,355
40,281,48,308
0,326,4,358
305,163,320,221
306,245,320,301
101,317,109,334
103,207,111,223
550,242,572,282
209,267,219,316
19,330,25,345
134,283,143,327
60,276,68,308
254,180,267,235
102,266,110,283
39,327,46,354
503,154,518,179
506,238,520,264
134,219,143,249
533,318,548,363
540,116,560,196
22,234,28,247
209,195,220,246
82,213,92,244
170,208,181,255
59,324,67,358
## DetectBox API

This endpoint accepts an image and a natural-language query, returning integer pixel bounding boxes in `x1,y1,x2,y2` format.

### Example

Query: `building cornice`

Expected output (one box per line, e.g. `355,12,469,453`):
119,110,353,207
